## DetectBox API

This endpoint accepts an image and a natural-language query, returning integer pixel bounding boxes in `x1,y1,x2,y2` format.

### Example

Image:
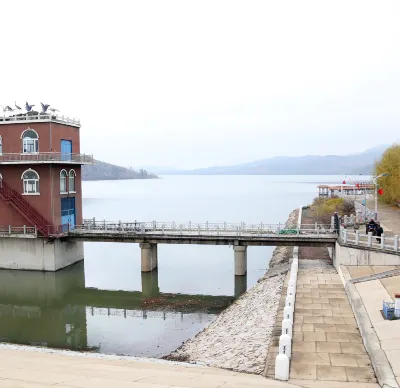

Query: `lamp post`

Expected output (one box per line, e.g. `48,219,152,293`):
373,173,389,221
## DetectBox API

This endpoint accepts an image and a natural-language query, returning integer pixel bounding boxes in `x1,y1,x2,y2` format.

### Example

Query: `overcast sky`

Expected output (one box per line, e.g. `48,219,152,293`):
1,1,399,169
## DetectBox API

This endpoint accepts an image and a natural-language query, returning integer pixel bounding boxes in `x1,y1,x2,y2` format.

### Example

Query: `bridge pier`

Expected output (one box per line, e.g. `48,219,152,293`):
234,274,247,297
141,271,159,296
140,243,158,272
234,246,247,276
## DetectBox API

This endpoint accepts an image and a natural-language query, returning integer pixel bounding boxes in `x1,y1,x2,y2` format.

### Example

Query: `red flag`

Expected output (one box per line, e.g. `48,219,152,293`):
378,187,384,196
356,183,360,189
342,180,346,184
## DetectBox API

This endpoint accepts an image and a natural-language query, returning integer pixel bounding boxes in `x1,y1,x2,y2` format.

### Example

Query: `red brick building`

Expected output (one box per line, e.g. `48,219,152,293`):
0,112,93,237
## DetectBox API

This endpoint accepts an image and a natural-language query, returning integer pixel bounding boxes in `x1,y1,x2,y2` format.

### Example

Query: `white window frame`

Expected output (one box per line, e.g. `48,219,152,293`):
21,168,40,195
60,169,68,194
69,169,76,193
21,128,39,154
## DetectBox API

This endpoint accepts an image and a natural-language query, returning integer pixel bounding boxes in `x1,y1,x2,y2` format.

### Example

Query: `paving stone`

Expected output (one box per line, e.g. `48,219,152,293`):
314,324,338,333
292,341,316,353
303,317,324,324
303,332,326,342
330,353,359,367
290,363,317,380
340,343,367,354
336,325,359,334
291,352,330,366
316,342,342,354
326,333,362,343
323,317,346,325
345,367,376,383
317,366,348,381
301,324,315,332
356,354,372,367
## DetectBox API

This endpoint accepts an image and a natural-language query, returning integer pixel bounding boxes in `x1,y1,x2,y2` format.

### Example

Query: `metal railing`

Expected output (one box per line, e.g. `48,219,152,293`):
0,152,93,164
340,229,399,252
0,225,37,237
0,113,80,126
69,219,335,237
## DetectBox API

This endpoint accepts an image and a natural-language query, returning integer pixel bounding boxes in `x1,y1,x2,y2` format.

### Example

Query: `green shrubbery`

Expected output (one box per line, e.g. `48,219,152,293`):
375,144,400,205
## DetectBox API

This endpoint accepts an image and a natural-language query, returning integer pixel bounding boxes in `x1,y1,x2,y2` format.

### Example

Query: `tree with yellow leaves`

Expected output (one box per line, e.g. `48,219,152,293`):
375,144,400,205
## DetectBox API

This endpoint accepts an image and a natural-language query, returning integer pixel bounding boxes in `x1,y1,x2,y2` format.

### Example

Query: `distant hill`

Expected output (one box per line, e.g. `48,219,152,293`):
82,160,158,181
164,145,388,175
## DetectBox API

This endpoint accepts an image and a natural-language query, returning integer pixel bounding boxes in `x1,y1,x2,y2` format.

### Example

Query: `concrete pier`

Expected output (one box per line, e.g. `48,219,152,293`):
234,245,247,275
140,243,158,272
141,271,159,296
234,274,247,297
0,238,84,271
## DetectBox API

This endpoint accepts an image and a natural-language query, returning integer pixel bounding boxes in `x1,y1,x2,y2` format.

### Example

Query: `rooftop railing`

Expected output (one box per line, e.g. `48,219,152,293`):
0,152,94,164
0,113,80,126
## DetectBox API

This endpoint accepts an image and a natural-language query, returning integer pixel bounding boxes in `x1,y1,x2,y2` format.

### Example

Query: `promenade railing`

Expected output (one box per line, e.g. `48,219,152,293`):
340,229,399,252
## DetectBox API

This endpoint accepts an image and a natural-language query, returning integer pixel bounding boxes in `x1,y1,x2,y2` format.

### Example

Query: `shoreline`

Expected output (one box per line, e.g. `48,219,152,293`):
163,208,299,374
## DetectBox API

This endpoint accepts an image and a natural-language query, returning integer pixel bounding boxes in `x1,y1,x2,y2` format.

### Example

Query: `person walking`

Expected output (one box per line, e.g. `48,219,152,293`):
376,223,384,243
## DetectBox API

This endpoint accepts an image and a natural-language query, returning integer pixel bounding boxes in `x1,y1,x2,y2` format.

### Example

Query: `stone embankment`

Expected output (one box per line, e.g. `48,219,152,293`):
165,209,298,374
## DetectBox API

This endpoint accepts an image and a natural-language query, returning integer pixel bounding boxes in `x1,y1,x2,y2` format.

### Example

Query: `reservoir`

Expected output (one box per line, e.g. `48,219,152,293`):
0,175,341,357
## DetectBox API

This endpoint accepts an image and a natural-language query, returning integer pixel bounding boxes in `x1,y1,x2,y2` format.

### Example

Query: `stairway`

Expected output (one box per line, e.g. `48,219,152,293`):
0,179,51,237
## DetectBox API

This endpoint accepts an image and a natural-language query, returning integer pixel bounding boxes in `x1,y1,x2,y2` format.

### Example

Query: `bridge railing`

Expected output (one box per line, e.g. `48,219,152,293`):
340,229,399,252
0,225,37,237
71,220,335,237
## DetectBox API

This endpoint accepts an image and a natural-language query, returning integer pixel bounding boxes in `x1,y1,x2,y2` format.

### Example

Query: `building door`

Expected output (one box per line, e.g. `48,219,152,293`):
61,197,76,232
61,140,72,161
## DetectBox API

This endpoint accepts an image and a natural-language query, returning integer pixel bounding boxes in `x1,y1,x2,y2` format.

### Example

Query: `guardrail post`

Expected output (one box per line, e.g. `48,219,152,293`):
198,224,201,235
350,214,354,224
23,225,26,235
223,222,226,231
188,221,191,230
216,225,220,236
355,230,360,245
236,226,239,237
141,224,145,234
104,220,107,231
8,225,11,235
162,224,165,235
277,223,281,234
344,215,348,225
172,221,175,230
206,221,209,231
121,222,124,232
381,234,385,250
368,231,372,247
343,229,347,243
395,235,399,252
180,224,183,235
153,221,156,230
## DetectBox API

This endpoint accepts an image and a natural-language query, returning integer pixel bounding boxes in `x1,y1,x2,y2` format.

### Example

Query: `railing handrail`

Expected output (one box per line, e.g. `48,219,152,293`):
0,152,94,163
340,228,399,252
0,113,80,126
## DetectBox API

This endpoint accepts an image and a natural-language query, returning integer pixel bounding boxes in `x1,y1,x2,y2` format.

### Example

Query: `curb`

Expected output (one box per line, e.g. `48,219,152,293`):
338,265,399,388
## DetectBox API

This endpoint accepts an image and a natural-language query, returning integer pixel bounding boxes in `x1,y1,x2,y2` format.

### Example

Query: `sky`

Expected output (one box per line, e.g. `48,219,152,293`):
0,0,399,169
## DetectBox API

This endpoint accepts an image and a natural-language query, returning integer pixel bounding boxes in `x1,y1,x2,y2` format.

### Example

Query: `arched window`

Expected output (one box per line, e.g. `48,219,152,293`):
69,169,76,193
21,169,40,195
21,128,39,153
60,170,67,193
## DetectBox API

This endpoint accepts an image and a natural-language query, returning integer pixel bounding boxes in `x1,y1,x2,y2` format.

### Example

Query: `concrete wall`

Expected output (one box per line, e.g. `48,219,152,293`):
0,237,84,271
333,241,400,268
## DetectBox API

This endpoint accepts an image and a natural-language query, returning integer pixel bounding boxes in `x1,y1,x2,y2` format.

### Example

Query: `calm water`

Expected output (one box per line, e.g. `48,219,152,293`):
0,175,344,357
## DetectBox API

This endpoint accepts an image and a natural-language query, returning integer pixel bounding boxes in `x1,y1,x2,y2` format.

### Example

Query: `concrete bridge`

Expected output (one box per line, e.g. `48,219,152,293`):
65,219,337,275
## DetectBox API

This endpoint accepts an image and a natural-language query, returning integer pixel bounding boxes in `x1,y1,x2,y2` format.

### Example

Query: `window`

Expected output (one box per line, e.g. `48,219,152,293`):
22,169,40,195
60,170,67,193
21,128,39,153
69,169,76,193
0,135,2,154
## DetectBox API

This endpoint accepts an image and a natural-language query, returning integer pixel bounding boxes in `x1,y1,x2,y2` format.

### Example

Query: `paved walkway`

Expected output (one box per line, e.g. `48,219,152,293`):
365,199,400,235
290,259,377,384
347,266,400,386
0,345,380,388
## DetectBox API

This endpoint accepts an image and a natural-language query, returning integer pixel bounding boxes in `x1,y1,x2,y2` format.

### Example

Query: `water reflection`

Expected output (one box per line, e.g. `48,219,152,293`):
0,262,235,357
